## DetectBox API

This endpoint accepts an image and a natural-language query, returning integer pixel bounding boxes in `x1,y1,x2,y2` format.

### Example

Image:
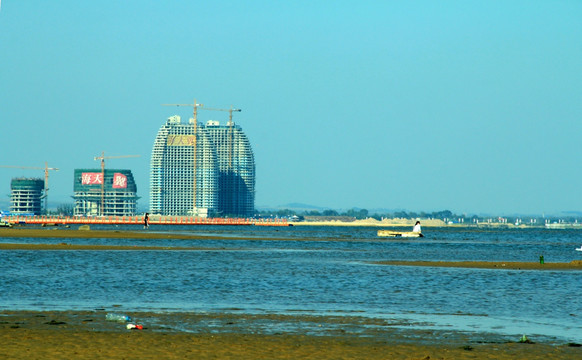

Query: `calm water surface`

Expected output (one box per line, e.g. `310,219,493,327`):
1,226,581,342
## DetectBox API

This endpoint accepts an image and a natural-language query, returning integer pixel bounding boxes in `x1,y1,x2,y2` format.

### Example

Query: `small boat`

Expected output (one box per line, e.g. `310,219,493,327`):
0,220,13,228
378,230,423,238
576,246,582,252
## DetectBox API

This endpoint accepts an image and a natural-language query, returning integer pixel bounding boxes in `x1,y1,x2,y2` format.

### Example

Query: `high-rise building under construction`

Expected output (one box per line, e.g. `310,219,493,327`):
150,115,255,217
72,169,138,217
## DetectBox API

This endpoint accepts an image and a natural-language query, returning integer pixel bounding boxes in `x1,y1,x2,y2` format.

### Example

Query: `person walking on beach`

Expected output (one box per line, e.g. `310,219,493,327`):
413,221,421,233
144,212,149,229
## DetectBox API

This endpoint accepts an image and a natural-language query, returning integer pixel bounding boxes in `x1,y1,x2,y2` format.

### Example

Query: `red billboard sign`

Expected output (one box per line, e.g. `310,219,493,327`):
81,172,128,188
82,172,103,185
112,173,127,189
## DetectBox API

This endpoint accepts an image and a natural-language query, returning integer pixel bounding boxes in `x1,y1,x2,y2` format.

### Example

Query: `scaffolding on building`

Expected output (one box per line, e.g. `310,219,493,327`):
150,115,218,216
205,120,255,217
150,108,255,217
10,178,45,215
73,169,139,216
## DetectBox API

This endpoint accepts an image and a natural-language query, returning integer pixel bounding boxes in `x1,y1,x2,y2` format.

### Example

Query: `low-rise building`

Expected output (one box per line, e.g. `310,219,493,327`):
10,177,44,215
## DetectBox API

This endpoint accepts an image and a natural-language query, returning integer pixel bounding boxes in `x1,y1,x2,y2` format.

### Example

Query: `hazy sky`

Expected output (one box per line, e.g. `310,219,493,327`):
0,1,580,215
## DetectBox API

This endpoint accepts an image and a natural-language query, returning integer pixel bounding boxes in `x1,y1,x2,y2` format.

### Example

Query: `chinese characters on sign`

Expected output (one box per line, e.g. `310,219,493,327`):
167,134,196,146
112,173,127,189
82,172,103,185
81,172,127,188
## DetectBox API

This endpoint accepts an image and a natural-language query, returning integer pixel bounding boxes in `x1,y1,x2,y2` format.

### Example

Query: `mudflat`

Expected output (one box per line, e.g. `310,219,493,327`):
1,311,580,360
0,228,215,240
0,227,220,250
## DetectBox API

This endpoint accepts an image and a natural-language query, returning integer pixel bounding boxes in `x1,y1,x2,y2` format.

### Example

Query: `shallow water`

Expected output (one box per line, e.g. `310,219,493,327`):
1,226,581,342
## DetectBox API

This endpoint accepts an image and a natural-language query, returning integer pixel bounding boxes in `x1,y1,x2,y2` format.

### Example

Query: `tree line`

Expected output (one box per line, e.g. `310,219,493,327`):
255,208,581,225
256,208,458,221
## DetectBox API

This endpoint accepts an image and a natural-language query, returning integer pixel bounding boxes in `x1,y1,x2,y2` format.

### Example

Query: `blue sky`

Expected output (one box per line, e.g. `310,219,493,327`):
0,1,580,215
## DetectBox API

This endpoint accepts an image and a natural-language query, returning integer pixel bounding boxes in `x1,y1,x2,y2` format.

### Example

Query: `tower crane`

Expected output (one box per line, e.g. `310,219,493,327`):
200,105,241,123
162,99,203,214
200,105,242,169
0,162,59,215
162,99,204,124
93,152,140,216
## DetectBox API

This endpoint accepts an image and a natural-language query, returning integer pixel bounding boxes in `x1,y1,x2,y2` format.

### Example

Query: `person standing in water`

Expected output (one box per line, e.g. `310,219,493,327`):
144,212,149,229
413,221,421,233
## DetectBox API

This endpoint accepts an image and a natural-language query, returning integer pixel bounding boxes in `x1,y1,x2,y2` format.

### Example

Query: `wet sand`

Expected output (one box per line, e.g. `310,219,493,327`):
0,227,223,251
0,227,216,240
1,310,580,360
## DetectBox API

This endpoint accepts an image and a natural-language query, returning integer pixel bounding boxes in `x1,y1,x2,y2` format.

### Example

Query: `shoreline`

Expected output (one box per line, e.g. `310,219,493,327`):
290,218,545,228
1,310,580,360
3,218,567,229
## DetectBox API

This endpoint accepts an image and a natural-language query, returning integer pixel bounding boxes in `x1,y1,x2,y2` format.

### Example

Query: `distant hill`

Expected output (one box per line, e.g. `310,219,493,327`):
560,211,582,216
257,203,405,215
256,203,327,212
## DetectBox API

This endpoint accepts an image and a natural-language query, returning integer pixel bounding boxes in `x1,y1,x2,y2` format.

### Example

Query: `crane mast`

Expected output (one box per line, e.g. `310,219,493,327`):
93,152,140,216
162,99,242,216
200,105,241,170
162,99,203,214
0,163,59,215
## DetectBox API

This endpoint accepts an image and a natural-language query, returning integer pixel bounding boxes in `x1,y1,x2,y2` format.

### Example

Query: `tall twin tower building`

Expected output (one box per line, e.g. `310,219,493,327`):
149,105,256,217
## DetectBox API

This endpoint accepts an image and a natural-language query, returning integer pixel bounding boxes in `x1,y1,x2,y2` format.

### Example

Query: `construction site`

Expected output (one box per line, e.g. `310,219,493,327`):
0,163,59,216
9,178,45,216
72,168,138,217
0,99,256,221
151,101,255,217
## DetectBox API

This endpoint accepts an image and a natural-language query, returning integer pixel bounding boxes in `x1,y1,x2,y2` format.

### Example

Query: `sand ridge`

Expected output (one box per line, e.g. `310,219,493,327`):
375,260,582,270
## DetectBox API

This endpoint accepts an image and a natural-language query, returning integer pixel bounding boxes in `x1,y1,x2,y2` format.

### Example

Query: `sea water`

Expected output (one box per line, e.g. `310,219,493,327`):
1,226,581,343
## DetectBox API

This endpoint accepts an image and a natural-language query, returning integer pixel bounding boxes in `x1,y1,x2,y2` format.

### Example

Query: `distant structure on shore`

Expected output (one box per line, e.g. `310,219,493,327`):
10,178,44,216
72,169,138,216
150,111,255,217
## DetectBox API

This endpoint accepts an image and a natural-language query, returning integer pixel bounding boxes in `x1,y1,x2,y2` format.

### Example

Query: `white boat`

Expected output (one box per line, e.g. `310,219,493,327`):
576,246,582,252
0,220,12,228
378,230,423,238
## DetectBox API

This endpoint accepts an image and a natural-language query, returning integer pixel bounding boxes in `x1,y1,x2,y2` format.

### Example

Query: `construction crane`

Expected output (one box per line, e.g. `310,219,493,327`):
162,98,204,124
200,105,242,169
0,162,59,215
162,99,203,214
93,152,140,216
200,105,241,122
